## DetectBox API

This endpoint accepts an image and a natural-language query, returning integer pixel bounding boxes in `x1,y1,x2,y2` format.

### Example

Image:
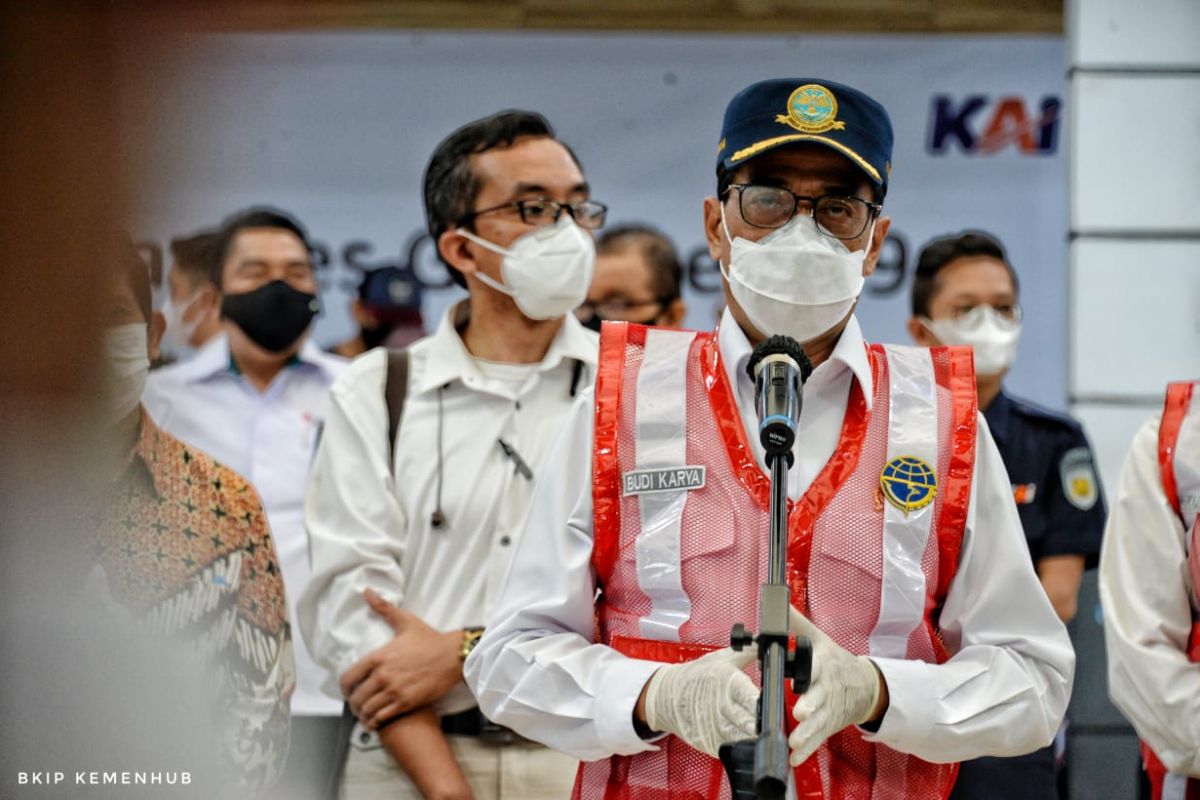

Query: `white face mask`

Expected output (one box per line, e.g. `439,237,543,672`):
922,305,1022,376
160,289,203,359
720,209,870,343
103,323,150,425
458,215,595,321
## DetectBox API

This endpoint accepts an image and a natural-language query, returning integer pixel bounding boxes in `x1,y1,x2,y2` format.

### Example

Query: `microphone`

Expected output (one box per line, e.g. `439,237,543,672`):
746,335,814,463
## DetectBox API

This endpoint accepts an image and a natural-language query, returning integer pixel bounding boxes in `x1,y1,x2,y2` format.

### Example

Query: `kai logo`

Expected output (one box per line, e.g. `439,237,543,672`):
928,95,1061,155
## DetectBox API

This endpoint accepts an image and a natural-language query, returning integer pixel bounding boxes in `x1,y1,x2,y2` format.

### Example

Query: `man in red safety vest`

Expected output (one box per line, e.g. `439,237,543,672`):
465,77,1076,800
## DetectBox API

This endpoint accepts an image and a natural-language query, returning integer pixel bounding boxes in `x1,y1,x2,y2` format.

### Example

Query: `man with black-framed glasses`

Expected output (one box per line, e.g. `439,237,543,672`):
466,78,1074,799
300,109,598,799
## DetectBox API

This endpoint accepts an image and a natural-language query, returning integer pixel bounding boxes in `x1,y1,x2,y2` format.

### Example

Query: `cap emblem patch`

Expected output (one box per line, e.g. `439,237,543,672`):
777,84,846,134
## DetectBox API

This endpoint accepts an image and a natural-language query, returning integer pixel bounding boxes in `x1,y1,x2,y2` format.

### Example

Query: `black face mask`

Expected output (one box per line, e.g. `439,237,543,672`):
360,323,394,350
221,280,319,353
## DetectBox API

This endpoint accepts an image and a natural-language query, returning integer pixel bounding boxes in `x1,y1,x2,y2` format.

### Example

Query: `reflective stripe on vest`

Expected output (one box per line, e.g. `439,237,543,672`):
633,328,699,641
872,346,939,658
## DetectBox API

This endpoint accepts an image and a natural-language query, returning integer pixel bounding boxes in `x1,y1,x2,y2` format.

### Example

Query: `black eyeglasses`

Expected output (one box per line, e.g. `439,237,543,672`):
462,197,608,230
723,184,881,240
576,296,671,322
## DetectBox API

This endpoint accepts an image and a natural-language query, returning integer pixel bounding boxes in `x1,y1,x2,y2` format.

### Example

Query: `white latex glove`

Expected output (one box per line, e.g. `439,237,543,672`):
644,647,758,758
787,608,884,767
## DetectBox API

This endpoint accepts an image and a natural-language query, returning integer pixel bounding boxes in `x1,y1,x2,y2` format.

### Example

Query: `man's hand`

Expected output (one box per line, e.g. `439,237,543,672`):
642,647,758,758
340,588,463,730
787,608,887,767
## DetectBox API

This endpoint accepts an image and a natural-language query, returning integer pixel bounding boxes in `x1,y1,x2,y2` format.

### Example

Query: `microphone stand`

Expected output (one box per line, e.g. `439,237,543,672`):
719,342,813,800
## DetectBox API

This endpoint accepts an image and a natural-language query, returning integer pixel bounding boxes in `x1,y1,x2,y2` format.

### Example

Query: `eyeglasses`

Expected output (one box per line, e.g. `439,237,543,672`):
947,303,1023,324
576,296,669,322
462,197,608,230
723,184,881,240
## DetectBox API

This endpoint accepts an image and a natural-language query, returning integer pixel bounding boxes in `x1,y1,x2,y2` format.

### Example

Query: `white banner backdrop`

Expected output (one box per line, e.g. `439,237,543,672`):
123,31,1067,406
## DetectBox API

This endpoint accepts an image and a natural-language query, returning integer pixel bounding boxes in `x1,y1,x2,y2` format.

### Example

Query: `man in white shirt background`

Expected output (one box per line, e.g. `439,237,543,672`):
465,78,1075,799
300,110,600,799
157,229,223,363
142,206,347,800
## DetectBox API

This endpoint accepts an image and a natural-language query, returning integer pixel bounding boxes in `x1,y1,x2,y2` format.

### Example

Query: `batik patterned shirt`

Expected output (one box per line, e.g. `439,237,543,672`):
92,409,294,793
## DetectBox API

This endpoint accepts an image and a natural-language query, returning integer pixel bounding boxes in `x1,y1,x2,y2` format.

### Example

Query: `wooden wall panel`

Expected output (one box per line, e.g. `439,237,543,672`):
140,0,1063,34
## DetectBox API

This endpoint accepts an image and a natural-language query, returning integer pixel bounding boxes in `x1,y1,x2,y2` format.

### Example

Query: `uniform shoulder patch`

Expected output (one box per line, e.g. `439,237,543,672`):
1059,446,1099,511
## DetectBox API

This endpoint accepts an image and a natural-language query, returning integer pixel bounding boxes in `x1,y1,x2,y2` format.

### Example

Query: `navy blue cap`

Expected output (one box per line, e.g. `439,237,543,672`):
717,79,893,193
359,266,422,313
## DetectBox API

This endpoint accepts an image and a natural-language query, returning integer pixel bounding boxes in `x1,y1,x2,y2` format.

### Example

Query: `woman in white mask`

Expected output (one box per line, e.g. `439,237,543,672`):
907,230,1104,800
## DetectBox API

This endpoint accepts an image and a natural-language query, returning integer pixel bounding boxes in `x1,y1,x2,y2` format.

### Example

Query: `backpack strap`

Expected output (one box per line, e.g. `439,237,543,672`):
385,349,411,475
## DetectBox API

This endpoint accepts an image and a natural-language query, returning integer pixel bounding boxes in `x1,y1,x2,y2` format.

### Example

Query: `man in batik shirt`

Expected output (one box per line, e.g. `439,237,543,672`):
91,237,294,792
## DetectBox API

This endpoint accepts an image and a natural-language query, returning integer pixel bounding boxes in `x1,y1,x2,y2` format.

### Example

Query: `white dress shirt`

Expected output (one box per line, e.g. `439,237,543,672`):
142,331,347,716
465,310,1075,764
1100,416,1200,777
298,306,598,717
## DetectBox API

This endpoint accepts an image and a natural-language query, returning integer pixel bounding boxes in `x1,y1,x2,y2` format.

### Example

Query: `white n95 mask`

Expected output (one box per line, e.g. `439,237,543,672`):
720,210,869,343
922,305,1022,376
458,215,595,321
160,290,203,359
103,323,150,425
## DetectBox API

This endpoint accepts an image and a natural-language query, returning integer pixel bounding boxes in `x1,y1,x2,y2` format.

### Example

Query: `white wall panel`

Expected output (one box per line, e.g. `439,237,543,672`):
1070,0,1200,68
1071,75,1200,233
1071,402,1161,498
1070,240,1200,397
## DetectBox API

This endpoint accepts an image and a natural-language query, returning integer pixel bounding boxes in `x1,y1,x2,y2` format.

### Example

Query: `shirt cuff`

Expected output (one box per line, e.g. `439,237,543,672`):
857,657,937,749
594,656,664,757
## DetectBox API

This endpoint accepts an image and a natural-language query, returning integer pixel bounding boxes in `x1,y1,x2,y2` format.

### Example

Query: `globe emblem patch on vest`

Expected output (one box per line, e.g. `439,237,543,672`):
880,456,938,516
776,84,847,134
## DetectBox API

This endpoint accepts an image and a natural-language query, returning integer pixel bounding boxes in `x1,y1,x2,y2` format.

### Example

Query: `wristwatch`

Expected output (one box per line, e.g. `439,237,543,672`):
460,627,485,661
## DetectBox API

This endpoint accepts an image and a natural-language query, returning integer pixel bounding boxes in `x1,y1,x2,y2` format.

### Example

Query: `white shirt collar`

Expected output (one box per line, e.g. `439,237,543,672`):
415,301,599,396
716,308,875,411
170,329,344,383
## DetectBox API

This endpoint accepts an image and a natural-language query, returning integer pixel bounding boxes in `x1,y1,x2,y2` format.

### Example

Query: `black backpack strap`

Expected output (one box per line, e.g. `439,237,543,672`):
385,348,410,475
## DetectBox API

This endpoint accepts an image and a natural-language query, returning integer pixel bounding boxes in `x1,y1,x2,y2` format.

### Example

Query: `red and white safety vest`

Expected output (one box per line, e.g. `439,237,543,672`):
1142,380,1200,800
575,322,978,800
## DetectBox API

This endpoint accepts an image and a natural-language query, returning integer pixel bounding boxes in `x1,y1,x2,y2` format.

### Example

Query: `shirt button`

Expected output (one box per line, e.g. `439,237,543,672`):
359,731,371,744
499,535,512,547
515,400,522,410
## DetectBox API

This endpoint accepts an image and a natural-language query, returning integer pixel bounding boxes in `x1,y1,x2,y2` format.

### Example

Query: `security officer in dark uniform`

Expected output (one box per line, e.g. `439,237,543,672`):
907,230,1105,800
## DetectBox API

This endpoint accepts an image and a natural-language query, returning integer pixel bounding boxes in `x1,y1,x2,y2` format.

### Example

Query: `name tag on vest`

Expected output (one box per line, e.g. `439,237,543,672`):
622,466,707,496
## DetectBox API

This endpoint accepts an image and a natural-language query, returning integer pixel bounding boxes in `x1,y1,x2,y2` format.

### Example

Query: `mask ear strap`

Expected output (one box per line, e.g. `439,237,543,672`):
719,204,734,247
455,228,517,297
717,205,735,282
456,227,511,258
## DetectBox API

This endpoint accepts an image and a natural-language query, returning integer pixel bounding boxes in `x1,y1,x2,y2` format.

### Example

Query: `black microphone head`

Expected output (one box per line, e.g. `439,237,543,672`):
746,335,814,384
